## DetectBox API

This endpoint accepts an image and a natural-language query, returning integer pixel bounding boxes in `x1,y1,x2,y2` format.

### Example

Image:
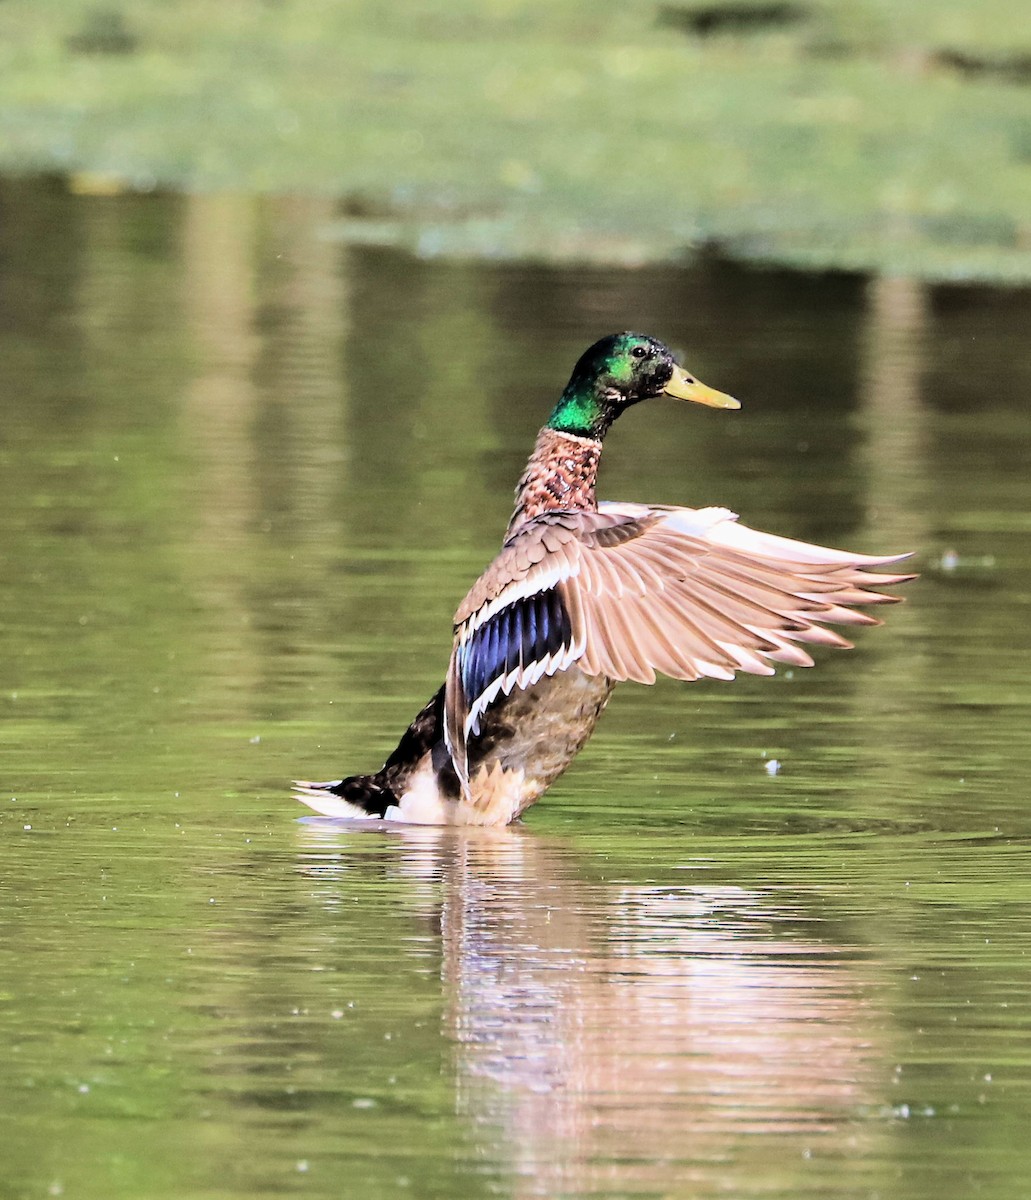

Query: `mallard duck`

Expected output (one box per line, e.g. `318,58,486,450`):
296,332,913,826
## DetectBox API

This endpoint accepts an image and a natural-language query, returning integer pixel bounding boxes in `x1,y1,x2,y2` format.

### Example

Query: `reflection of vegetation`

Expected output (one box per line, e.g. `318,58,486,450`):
1,0,1031,279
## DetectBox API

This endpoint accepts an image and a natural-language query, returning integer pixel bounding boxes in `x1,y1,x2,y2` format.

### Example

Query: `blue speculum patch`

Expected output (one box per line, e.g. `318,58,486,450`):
459,587,573,703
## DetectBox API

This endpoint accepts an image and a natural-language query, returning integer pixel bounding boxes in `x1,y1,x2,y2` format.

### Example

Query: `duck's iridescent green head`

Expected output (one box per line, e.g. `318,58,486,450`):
547,331,739,440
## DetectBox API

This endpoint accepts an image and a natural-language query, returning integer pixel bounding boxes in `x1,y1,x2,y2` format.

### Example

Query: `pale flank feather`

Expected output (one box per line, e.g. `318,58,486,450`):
444,503,914,777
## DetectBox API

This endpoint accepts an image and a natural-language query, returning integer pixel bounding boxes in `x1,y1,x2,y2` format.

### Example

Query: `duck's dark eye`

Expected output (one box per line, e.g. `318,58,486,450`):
630,345,647,359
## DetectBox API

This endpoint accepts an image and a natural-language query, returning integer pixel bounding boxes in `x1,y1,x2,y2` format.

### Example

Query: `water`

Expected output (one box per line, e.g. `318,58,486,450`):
1,178,1030,1198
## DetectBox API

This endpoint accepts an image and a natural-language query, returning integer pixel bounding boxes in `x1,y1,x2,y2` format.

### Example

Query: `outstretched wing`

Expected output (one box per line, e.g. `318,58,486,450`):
444,502,915,784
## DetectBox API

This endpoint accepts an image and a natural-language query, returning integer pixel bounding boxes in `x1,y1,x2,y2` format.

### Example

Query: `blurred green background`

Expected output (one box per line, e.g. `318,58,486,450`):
2,0,1031,279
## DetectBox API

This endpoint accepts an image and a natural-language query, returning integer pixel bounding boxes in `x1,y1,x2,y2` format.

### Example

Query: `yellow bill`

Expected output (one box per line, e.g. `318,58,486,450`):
664,364,740,409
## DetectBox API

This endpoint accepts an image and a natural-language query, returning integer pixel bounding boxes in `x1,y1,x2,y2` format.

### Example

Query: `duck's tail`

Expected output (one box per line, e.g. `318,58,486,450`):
294,684,452,821
292,775,396,819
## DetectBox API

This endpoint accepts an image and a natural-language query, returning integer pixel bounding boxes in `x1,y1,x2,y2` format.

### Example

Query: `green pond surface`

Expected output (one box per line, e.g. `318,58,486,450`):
1,177,1031,1198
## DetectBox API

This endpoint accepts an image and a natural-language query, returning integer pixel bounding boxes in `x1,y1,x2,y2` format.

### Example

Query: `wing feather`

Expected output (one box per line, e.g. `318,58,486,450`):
602,591,657,685
444,504,914,789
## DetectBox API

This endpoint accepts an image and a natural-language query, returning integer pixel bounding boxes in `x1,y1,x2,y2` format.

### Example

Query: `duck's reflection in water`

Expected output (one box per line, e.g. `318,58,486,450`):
298,822,886,1191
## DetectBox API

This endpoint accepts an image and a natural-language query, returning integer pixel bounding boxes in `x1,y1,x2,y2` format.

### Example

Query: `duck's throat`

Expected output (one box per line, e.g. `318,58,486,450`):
506,427,602,538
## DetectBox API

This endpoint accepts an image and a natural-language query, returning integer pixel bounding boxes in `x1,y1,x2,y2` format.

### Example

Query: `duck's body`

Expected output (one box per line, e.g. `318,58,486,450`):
296,334,913,826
